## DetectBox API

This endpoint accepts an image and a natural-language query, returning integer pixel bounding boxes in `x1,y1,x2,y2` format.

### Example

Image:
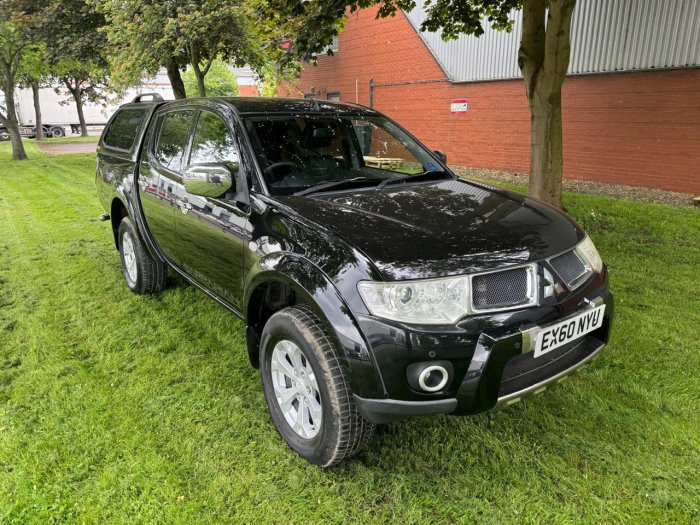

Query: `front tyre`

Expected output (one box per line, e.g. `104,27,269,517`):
118,217,167,294
260,306,374,467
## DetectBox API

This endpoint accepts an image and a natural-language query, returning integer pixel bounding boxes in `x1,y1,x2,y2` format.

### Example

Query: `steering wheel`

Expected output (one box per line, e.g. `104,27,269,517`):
264,161,298,181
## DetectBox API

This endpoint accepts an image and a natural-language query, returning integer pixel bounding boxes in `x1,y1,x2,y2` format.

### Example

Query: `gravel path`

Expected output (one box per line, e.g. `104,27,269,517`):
451,166,698,208
37,142,98,155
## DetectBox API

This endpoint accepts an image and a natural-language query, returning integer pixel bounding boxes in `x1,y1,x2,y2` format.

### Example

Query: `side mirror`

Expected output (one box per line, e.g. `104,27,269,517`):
433,150,447,164
183,163,235,198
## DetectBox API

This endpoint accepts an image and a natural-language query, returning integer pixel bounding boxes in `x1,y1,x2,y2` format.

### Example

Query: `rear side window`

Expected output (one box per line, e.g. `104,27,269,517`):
104,108,148,151
155,110,194,171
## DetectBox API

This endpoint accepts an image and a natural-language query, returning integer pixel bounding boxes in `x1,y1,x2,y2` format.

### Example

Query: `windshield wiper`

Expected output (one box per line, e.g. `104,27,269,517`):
376,171,454,191
294,177,380,197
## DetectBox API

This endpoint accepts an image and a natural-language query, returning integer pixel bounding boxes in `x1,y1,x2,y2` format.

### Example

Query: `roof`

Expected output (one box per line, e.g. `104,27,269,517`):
119,96,377,116
404,0,700,82
217,97,375,115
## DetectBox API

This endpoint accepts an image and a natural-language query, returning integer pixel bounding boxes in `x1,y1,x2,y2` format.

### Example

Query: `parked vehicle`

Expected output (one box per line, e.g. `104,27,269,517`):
0,124,66,141
96,94,614,467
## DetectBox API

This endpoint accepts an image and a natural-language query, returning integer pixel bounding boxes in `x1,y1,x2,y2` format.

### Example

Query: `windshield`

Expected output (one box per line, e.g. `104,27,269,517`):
243,114,445,195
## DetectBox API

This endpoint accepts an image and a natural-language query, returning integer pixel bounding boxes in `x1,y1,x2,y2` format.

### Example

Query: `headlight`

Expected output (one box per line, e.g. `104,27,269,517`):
357,275,470,324
575,235,604,273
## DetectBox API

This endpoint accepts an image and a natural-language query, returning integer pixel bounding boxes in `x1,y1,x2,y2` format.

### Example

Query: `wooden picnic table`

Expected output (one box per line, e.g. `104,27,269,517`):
363,156,404,170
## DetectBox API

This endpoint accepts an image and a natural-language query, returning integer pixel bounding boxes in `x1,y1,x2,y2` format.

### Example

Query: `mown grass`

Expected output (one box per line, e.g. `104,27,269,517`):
0,140,698,524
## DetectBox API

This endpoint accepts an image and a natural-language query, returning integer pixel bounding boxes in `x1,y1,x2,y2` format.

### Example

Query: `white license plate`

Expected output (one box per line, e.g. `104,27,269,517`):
534,304,606,358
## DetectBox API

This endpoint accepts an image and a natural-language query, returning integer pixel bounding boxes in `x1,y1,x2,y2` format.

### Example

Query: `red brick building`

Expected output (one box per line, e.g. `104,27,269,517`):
239,84,260,97
284,2,700,194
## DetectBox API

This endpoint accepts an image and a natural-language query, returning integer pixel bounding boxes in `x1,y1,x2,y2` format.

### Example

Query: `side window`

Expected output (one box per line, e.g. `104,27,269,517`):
189,111,239,167
155,110,194,171
104,108,147,151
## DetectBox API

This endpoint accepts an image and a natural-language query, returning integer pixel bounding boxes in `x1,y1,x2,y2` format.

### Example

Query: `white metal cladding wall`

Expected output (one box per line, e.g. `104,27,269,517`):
404,0,700,82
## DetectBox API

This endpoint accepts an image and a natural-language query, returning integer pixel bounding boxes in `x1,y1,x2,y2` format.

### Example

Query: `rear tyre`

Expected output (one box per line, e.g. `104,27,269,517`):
118,217,167,294
260,305,374,467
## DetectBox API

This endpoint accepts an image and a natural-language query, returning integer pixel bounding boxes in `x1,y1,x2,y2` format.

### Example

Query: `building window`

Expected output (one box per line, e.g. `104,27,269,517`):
313,35,339,56
327,92,341,102
328,35,339,53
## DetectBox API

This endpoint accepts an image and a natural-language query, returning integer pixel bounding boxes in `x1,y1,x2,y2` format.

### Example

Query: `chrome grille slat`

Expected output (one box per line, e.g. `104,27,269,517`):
471,267,532,310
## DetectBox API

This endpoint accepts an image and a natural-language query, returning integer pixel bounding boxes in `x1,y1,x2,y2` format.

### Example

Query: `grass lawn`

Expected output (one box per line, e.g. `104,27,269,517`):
0,142,698,524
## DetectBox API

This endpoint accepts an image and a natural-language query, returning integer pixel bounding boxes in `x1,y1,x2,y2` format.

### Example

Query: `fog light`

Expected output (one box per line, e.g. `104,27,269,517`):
406,361,454,393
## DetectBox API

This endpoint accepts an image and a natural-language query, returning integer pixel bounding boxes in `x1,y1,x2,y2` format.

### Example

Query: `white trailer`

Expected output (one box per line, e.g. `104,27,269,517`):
14,87,112,136
1,74,175,140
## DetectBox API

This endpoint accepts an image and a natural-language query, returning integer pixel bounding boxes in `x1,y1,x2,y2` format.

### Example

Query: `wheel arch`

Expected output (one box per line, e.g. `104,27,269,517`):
110,197,129,250
108,194,161,263
244,254,385,398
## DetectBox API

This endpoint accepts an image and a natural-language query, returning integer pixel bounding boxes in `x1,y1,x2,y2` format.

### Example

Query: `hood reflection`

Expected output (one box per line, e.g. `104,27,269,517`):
278,179,581,280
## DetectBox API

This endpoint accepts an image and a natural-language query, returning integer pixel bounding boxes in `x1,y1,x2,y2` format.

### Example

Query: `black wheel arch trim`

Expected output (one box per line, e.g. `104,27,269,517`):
244,252,387,399
109,191,164,263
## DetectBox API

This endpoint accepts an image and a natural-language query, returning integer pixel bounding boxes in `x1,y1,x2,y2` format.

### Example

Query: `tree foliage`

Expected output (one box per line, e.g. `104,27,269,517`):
100,0,263,98
266,0,576,207
10,0,110,136
182,59,240,98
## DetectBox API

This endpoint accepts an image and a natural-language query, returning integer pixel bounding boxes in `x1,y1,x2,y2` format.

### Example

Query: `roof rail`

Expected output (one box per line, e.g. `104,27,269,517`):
131,93,164,103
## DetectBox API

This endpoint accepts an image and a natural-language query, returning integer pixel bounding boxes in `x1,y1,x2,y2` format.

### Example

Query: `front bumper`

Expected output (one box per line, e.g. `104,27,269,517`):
352,277,614,424
355,333,605,423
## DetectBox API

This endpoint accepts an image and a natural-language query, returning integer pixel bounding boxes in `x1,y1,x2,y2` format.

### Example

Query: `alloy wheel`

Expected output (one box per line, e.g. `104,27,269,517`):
270,339,323,439
122,231,138,283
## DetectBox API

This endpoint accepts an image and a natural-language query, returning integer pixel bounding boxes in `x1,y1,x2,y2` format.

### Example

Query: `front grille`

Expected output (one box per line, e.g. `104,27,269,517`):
471,266,532,310
499,335,603,397
550,250,588,287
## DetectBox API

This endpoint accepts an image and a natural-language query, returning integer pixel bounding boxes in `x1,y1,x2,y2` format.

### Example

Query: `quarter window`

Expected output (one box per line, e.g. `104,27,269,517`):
155,110,194,171
104,108,147,151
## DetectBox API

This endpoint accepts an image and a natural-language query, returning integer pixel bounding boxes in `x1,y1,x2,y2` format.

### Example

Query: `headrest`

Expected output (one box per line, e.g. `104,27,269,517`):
305,125,337,148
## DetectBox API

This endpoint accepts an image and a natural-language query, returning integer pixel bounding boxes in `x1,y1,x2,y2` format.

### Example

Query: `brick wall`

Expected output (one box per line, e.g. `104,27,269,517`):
287,6,700,194
239,85,260,97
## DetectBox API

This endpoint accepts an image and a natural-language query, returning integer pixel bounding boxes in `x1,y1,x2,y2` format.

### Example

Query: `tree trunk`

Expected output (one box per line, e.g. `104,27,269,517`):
528,91,563,205
64,78,88,137
1,62,27,160
518,0,576,208
6,119,27,160
188,48,213,98
192,63,207,97
75,93,88,137
196,72,206,97
31,80,44,140
166,59,187,99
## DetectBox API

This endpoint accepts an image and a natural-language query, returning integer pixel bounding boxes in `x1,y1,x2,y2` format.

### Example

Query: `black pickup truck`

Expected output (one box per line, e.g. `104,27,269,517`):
96,94,613,467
